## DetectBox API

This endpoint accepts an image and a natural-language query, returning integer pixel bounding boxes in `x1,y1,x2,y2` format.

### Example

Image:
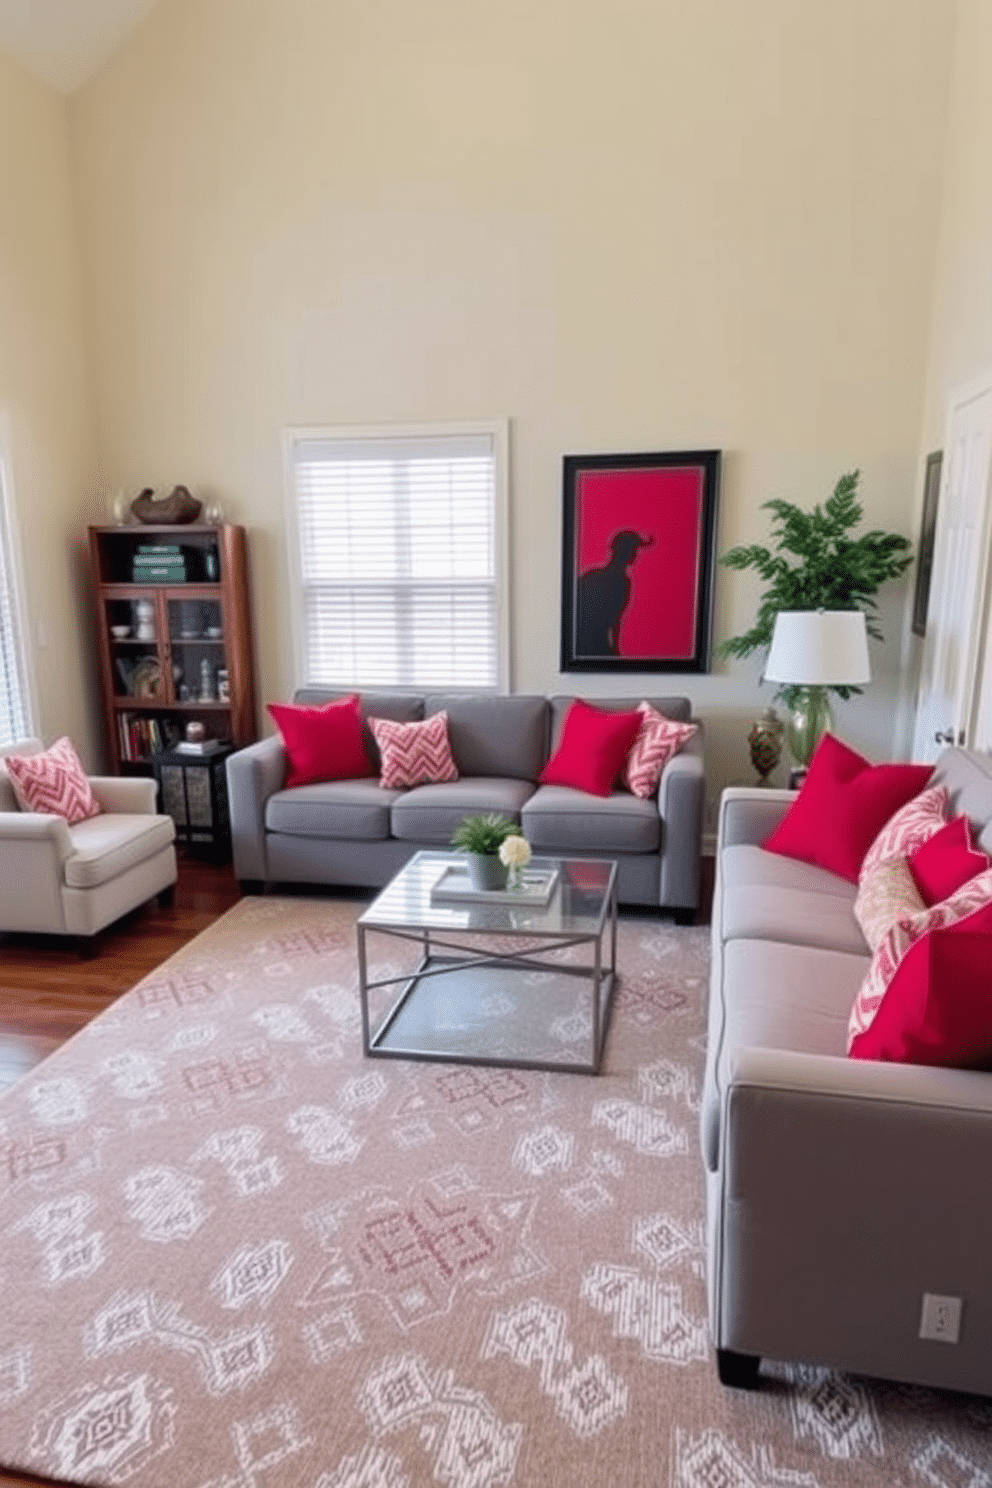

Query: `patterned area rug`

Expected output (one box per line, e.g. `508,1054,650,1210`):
0,896,989,1488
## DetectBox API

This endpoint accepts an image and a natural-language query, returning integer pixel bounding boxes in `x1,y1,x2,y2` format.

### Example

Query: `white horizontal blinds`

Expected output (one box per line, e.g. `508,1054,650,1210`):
0,465,31,746
292,431,499,689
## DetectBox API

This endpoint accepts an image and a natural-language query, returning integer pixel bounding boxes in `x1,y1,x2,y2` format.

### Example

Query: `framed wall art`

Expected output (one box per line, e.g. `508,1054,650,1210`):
911,449,942,638
560,448,720,672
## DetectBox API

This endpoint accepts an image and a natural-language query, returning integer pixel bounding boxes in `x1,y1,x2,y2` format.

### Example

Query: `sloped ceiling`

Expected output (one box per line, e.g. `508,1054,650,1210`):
0,0,161,94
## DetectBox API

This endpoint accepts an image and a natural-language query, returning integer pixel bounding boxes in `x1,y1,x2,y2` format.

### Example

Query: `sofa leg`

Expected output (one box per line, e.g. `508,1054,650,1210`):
75,934,100,959
238,879,266,896
716,1348,761,1389
672,906,696,927
157,884,176,909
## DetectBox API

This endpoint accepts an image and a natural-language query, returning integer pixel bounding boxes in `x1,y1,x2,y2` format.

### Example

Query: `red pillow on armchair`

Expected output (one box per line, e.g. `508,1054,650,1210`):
762,734,932,883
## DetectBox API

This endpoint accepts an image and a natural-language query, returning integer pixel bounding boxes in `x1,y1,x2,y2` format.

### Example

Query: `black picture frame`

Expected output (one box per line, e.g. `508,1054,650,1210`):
560,449,720,672
912,450,942,638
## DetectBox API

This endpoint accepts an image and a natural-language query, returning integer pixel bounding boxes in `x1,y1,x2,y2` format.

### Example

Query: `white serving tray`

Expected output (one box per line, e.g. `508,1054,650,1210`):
431,863,560,907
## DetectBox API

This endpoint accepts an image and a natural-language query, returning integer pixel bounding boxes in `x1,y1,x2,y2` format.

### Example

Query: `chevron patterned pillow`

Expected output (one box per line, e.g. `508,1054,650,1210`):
5,737,102,824
369,711,459,789
858,783,949,883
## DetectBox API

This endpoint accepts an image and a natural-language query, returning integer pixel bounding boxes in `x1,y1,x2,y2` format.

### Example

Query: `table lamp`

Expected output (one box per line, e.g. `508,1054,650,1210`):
762,610,871,768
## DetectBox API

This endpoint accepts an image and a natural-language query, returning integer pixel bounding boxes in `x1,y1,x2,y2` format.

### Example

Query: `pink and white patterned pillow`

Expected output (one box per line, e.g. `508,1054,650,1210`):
5,737,101,824
622,702,697,799
369,711,459,789
853,857,926,952
858,784,949,883
847,864,992,1050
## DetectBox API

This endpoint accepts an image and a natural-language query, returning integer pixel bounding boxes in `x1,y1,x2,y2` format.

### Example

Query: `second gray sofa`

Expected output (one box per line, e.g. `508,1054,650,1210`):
226,690,705,914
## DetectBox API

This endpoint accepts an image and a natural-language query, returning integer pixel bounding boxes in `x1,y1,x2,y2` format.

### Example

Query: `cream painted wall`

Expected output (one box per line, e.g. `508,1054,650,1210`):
0,48,99,763
68,0,955,819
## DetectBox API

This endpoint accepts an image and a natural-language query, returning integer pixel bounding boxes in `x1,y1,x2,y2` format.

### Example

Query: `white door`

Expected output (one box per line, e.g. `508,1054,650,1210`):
912,370,992,763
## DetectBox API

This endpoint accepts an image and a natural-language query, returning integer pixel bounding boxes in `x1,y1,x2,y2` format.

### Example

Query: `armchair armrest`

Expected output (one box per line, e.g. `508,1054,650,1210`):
657,725,705,910
717,1044,992,1392
0,810,74,933
226,735,287,882
89,775,159,814
717,785,796,849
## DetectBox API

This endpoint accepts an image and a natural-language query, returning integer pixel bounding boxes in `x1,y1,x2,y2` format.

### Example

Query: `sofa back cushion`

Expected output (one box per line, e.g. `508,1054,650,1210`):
549,695,690,752
425,693,549,781
930,746,992,854
293,688,424,773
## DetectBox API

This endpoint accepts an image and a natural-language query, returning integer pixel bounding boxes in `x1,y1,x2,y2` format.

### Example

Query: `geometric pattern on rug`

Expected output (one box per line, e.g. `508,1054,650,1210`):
0,896,990,1487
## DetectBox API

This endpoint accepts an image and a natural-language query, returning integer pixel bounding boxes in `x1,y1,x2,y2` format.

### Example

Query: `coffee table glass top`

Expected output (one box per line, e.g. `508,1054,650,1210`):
359,851,615,937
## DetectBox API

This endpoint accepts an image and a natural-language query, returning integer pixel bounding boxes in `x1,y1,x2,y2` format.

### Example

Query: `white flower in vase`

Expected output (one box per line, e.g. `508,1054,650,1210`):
499,834,531,888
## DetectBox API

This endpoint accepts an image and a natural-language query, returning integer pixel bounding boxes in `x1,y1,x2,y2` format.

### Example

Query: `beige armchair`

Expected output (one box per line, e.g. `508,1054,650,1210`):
0,739,177,947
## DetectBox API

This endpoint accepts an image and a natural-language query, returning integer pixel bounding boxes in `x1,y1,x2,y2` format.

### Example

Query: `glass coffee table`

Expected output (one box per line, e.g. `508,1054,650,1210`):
357,851,619,1074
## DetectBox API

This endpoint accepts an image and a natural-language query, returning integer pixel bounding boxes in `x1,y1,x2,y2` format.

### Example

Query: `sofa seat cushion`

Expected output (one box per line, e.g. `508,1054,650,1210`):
720,883,867,956
64,812,176,889
522,785,660,854
265,781,405,841
390,778,535,845
702,937,870,1170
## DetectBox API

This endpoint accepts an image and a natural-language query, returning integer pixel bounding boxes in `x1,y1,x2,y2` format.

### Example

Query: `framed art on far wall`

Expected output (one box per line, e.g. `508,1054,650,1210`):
912,449,942,638
560,449,720,672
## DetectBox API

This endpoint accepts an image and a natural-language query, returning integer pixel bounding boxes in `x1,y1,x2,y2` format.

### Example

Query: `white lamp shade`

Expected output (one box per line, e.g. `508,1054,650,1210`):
763,610,871,686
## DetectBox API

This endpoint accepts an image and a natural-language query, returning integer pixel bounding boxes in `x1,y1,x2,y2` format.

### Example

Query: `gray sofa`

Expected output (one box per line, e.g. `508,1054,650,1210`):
703,744,992,1396
226,690,704,913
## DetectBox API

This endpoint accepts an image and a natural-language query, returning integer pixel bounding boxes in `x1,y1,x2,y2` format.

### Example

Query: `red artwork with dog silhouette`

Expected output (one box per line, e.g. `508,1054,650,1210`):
561,451,720,673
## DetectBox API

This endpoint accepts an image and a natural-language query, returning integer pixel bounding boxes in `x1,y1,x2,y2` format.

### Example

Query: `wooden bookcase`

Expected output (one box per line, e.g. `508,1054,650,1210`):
88,523,258,773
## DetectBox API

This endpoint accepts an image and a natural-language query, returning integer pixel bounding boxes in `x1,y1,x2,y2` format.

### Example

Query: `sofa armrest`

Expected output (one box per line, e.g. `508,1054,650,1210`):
0,809,73,858
717,1044,992,1391
717,785,796,849
89,775,159,815
226,735,286,881
657,725,705,910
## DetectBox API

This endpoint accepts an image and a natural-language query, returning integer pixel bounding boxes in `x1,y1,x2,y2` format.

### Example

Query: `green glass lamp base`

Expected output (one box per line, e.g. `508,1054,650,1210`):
785,686,834,768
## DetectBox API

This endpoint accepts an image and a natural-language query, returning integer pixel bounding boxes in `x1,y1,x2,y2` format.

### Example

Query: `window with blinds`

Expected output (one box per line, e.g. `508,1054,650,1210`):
284,423,509,691
0,459,32,747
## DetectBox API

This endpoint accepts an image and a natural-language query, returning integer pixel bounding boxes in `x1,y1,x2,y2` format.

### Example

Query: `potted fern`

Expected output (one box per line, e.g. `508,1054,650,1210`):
451,813,522,891
717,471,913,762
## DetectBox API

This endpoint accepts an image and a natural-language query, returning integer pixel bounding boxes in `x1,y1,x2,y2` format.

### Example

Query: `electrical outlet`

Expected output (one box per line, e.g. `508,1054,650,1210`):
919,1292,962,1344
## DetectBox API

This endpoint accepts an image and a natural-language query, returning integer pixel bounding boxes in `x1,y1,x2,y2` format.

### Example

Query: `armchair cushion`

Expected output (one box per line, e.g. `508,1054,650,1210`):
5,737,101,824
63,812,176,890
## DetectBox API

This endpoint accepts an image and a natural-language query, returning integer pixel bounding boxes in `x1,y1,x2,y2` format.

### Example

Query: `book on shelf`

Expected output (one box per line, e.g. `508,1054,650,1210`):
117,713,182,761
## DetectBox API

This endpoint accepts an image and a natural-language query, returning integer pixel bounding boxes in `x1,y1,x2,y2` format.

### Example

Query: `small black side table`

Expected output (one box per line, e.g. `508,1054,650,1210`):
153,745,234,861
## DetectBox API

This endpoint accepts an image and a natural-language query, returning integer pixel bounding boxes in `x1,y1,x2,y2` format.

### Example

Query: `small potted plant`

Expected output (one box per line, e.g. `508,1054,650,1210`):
451,813,526,891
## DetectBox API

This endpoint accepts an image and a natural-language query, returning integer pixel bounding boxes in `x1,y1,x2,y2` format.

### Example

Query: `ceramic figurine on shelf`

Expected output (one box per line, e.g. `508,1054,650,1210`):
132,598,156,641
199,657,215,702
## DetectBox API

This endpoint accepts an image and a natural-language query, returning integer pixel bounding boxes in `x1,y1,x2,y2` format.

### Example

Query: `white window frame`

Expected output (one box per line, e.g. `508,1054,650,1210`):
282,419,511,693
0,442,36,747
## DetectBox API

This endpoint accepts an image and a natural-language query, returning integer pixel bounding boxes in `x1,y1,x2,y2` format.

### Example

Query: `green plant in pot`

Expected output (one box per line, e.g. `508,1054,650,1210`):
717,471,913,766
451,813,522,891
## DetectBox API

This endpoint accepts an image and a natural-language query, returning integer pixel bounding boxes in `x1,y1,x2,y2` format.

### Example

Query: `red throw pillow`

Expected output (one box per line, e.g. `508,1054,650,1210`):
267,695,373,787
909,814,991,906
849,900,992,1067
539,700,643,798
762,734,932,883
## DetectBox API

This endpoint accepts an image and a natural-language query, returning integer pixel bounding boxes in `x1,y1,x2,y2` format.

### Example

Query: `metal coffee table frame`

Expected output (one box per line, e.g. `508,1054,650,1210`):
357,851,619,1074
